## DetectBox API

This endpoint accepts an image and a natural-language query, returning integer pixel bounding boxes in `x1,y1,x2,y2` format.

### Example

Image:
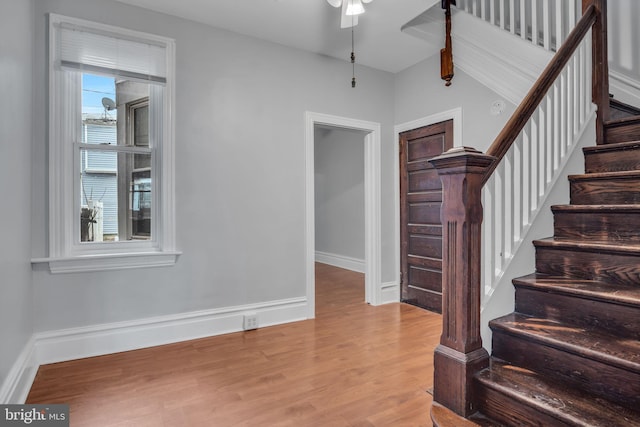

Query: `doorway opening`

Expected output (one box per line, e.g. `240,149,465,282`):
305,112,381,319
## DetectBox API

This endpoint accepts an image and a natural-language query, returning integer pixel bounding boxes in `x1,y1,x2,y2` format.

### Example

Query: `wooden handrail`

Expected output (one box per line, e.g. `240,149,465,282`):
428,0,609,419
482,4,597,184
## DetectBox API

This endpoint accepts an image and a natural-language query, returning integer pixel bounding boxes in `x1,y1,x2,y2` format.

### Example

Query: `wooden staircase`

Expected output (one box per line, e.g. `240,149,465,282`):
428,2,640,425
440,112,640,426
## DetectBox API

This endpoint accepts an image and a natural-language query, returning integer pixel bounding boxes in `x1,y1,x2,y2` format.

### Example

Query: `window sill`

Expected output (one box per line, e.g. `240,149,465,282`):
31,251,181,274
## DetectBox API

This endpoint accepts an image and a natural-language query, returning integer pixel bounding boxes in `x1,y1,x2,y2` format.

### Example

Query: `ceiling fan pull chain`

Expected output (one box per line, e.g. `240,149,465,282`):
351,19,356,88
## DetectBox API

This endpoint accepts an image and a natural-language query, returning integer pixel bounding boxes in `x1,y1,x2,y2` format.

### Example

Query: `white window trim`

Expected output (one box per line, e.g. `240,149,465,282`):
32,14,179,273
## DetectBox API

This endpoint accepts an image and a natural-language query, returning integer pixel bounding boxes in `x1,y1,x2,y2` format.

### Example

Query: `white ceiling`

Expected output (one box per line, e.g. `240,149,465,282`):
114,0,443,73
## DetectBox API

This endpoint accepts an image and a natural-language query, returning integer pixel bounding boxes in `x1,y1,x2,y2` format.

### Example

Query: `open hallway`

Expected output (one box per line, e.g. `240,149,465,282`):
26,263,442,426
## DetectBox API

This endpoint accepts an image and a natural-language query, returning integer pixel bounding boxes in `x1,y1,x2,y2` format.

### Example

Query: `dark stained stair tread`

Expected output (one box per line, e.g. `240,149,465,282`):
568,169,640,181
583,140,640,154
475,360,640,427
533,237,640,254
609,99,640,120
604,114,640,127
489,313,640,373
551,203,640,212
604,106,640,144
513,273,640,308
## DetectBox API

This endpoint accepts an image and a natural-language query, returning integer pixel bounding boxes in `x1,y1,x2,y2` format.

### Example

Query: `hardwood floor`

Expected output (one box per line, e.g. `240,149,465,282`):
26,263,442,426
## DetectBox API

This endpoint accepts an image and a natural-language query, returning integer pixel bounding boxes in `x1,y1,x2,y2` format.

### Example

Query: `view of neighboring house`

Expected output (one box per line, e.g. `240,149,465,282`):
81,118,118,240
79,74,152,242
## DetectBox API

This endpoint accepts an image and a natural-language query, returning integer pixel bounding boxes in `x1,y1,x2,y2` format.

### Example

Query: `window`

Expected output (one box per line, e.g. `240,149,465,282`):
43,14,178,273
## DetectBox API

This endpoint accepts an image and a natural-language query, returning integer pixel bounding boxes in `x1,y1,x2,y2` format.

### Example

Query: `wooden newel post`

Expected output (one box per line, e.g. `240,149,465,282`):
587,0,609,144
428,147,495,417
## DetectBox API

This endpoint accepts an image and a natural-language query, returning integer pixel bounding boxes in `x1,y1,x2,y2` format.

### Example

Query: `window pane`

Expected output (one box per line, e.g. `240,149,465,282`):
79,149,152,242
130,168,151,238
82,74,117,132
80,154,118,242
81,73,151,149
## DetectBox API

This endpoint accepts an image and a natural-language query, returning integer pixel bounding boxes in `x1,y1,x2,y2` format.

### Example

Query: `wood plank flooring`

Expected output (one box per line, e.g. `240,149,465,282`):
26,263,442,426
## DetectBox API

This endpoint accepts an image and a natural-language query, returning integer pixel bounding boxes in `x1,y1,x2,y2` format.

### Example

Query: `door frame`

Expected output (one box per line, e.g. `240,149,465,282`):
305,112,381,319
393,108,463,299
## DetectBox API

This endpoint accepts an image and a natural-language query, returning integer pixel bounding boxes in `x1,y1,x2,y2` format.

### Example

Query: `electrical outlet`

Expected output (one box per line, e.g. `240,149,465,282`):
243,313,258,330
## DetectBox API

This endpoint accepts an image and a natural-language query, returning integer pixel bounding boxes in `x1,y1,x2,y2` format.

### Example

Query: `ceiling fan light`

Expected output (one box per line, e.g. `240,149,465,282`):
346,0,365,16
361,0,373,3
326,0,342,7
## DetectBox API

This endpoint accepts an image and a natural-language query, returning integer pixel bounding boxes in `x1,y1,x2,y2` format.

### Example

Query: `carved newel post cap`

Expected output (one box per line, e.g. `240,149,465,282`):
429,146,495,174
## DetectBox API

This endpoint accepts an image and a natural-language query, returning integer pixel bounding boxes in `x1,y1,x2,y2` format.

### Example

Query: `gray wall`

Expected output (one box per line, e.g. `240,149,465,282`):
314,126,366,261
609,0,640,86
30,0,396,332
0,0,34,390
394,54,515,153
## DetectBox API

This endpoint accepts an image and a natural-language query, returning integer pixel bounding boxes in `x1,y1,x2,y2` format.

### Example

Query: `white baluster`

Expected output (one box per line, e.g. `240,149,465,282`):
560,68,568,156
545,93,553,185
521,124,531,226
568,0,576,32
505,148,515,256
513,140,523,241
531,0,539,46
520,0,527,40
552,82,561,171
542,0,550,50
555,0,563,48
537,104,547,196
510,0,516,33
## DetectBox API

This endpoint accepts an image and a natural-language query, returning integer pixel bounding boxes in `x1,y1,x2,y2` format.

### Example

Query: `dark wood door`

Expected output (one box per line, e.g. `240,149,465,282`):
399,120,453,313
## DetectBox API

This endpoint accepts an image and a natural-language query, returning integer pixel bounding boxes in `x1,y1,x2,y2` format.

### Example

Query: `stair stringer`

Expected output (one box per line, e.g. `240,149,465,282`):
479,112,597,353
402,6,552,105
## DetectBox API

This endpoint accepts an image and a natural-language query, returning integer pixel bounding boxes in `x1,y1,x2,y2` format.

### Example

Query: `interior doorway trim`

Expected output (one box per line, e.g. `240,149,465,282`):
393,108,463,300
305,111,381,319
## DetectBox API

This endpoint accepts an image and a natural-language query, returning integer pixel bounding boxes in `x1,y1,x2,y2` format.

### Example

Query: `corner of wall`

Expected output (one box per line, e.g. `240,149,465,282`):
0,338,38,404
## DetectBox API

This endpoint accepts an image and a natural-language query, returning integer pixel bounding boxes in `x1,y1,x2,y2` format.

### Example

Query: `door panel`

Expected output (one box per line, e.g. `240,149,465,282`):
399,120,454,313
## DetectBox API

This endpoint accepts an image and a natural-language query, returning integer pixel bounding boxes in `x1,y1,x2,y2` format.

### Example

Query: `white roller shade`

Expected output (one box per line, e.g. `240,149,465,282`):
54,18,167,84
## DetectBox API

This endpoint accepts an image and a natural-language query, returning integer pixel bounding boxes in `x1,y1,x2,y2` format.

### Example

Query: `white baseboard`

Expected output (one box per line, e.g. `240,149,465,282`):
315,251,365,273
380,282,400,305
34,297,308,365
0,337,39,404
0,297,308,403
